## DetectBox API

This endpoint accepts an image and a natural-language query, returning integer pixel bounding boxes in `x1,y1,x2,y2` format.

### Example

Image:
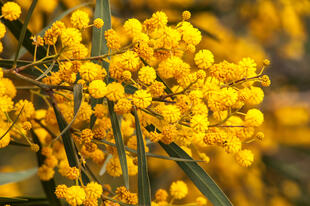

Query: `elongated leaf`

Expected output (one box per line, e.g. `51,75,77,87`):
52,84,83,142
31,130,61,206
91,0,129,189
99,139,204,162
159,142,233,206
0,197,47,204
14,0,38,63
108,101,129,189
0,3,46,59
35,60,55,81
51,98,90,184
0,168,37,185
134,108,151,205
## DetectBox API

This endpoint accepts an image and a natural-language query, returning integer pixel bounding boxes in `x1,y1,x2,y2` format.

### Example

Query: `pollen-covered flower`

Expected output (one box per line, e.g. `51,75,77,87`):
190,114,209,133
71,10,89,29
106,82,125,102
93,18,104,28
132,90,152,109
244,109,264,127
0,22,6,39
105,29,121,50
114,98,132,114
64,166,80,180
182,10,191,21
61,28,82,46
1,2,21,21
138,66,156,85
235,149,254,167
38,165,55,181
55,184,68,199
65,186,86,206
15,99,35,121
79,62,106,82
88,80,107,99
224,136,242,154
123,18,142,37
155,189,168,202
84,182,103,199
119,50,140,72
170,181,188,199
161,105,181,123
194,49,214,70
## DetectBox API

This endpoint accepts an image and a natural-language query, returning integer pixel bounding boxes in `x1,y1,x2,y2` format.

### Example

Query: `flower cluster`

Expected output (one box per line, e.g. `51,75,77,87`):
0,3,271,206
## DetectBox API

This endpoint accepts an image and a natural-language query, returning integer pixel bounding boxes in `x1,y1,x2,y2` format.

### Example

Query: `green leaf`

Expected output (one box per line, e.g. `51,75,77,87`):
52,84,83,142
51,97,90,184
0,3,47,59
159,142,233,206
91,0,129,189
108,101,129,189
99,139,204,162
134,108,151,205
0,168,37,185
0,197,47,205
31,130,62,206
14,0,38,64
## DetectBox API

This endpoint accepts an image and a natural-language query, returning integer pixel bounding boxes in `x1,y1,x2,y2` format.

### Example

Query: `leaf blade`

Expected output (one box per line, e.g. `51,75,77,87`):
134,108,151,205
0,168,37,185
14,0,38,63
159,142,233,206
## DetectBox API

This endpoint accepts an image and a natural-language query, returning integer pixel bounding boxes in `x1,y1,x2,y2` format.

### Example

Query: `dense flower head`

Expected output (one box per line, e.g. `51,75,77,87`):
235,149,254,167
61,28,82,46
65,186,86,206
170,181,188,199
93,18,104,29
88,80,107,99
1,2,21,21
70,10,89,29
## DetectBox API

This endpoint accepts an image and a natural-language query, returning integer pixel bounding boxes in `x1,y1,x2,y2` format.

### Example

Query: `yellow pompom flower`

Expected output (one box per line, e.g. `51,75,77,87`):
71,10,89,29
15,99,35,121
182,11,191,21
0,128,10,148
235,149,254,167
55,184,68,199
132,90,152,109
93,18,104,29
38,165,55,181
114,98,132,114
138,66,156,85
88,80,107,99
104,29,121,50
81,128,93,143
155,189,168,202
161,105,181,123
190,114,209,133
123,18,142,37
106,82,125,102
196,197,207,206
194,49,214,70
61,28,82,47
1,2,21,21
170,180,188,199
0,22,6,39
224,136,242,154
64,166,80,180
106,156,122,177
79,62,106,82
244,109,264,127
84,182,103,199
65,186,86,206
0,96,14,112
119,50,140,72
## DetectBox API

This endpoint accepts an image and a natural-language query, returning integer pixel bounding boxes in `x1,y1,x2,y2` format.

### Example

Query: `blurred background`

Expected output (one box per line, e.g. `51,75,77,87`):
1,0,310,205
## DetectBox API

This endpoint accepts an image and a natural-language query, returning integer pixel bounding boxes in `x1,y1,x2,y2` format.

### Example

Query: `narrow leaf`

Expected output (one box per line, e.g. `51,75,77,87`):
14,0,38,63
159,142,233,206
0,60,31,68
0,168,37,185
134,108,151,205
108,101,129,189
31,130,61,206
99,139,204,162
51,98,90,184
52,84,83,142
